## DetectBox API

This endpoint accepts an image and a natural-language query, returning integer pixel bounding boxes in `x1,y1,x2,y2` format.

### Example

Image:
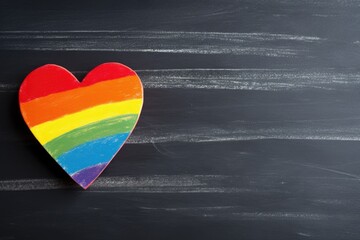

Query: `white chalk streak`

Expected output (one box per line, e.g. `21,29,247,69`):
3,68,360,91
127,122,360,143
0,174,358,192
141,206,329,220
0,31,323,56
0,175,229,192
0,83,17,91
137,68,360,90
0,175,272,192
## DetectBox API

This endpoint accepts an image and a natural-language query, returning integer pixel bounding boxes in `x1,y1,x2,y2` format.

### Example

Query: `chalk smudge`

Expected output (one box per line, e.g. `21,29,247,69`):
0,31,323,57
2,68,360,92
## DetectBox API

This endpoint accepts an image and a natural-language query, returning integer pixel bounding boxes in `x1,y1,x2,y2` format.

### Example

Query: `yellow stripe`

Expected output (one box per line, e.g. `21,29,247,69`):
30,99,143,145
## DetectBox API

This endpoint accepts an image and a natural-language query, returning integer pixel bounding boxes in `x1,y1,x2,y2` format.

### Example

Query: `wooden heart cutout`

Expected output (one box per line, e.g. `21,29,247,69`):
19,63,144,189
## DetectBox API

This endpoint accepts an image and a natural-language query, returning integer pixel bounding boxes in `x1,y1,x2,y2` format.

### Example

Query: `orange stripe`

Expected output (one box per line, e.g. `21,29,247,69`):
20,75,143,127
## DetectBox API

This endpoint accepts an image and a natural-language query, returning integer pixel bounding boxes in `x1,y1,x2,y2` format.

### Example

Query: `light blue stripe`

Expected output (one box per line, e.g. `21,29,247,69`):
57,133,129,175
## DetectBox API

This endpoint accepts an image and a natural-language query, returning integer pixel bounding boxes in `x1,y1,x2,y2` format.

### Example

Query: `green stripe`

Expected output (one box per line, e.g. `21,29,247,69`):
44,114,138,158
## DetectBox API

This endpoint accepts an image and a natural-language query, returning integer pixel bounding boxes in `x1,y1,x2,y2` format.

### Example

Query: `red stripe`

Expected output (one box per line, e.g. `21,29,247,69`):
19,64,79,103
81,62,136,86
19,63,136,103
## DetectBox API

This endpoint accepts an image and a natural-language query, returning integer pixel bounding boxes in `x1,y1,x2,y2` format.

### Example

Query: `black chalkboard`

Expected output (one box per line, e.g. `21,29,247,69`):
1,0,360,239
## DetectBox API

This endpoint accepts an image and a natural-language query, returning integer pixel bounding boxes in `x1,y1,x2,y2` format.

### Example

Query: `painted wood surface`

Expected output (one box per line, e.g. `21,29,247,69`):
19,63,143,189
1,0,360,239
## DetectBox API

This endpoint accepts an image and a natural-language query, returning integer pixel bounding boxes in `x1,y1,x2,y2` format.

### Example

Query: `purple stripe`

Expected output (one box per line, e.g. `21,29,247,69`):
71,163,108,189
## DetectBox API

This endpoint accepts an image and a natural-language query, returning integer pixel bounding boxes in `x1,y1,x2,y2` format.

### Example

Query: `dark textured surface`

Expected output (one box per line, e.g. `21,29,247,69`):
1,0,360,239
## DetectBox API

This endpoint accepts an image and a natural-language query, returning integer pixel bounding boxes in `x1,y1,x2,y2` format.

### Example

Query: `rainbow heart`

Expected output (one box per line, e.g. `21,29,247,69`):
19,63,144,189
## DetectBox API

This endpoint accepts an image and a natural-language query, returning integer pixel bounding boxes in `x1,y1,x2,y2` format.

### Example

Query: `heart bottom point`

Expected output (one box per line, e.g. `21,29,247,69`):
71,163,108,189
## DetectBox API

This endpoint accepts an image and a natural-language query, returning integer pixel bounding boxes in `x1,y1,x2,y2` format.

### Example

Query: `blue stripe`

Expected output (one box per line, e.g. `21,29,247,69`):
56,133,129,175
